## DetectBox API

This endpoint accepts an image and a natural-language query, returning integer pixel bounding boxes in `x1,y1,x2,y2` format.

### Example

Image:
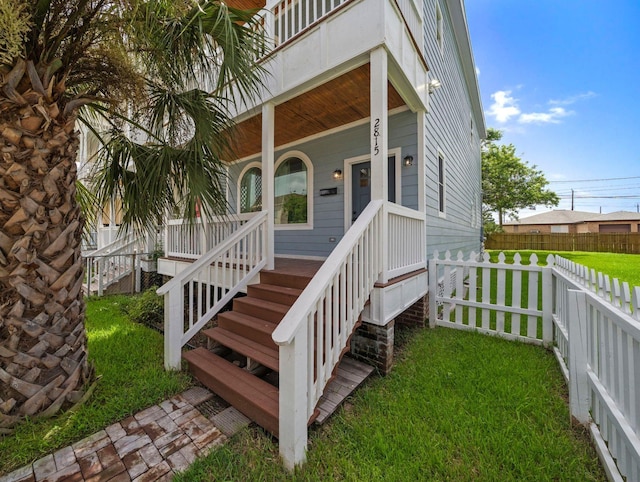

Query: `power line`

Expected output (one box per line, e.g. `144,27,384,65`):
558,195,640,199
549,176,640,183
555,185,640,194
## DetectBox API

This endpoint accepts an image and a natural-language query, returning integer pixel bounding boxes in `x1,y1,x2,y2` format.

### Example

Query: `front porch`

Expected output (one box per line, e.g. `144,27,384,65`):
152,0,435,469
157,196,427,468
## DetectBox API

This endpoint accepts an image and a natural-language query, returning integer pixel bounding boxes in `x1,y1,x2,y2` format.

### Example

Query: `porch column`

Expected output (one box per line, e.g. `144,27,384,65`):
370,46,388,201
370,47,389,282
262,102,275,269
109,197,116,244
417,111,426,213
418,111,428,271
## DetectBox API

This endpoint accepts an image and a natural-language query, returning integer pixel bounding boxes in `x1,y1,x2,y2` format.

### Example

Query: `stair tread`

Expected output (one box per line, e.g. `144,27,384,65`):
204,327,279,371
218,311,278,331
183,348,278,434
234,296,290,314
260,270,313,289
250,283,304,296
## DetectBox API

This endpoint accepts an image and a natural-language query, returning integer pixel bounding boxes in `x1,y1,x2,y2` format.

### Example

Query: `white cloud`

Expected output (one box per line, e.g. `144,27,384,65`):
518,107,573,124
475,66,480,77
487,88,591,126
486,90,521,123
549,91,597,105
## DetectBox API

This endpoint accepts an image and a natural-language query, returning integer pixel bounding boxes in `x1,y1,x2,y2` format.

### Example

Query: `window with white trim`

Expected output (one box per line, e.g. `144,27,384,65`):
275,155,311,225
438,154,445,214
436,2,444,54
238,165,262,214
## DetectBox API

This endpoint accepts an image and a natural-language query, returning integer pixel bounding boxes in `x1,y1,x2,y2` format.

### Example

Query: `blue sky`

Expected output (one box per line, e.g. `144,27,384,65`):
465,0,640,217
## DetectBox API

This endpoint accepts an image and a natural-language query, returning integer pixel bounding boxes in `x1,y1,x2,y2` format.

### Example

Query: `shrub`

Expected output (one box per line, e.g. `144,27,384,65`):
125,287,164,329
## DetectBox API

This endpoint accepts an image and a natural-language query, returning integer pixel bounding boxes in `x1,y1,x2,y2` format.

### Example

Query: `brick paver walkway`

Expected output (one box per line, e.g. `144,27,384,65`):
0,387,236,482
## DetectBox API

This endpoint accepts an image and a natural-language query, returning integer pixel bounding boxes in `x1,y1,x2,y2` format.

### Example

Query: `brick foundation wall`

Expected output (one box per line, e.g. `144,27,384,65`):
350,320,395,375
394,294,429,327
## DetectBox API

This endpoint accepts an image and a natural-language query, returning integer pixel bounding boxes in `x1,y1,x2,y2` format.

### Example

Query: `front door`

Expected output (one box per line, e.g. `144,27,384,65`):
351,156,397,222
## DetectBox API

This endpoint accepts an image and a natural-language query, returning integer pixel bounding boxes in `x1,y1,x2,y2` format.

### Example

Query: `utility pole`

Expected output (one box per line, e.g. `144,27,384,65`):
571,189,574,211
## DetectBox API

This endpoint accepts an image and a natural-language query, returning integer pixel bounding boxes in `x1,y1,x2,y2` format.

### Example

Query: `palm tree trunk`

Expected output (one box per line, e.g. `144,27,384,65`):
0,62,91,431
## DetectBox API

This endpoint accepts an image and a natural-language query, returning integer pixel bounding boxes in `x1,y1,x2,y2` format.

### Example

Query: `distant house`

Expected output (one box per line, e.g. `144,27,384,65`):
503,210,640,234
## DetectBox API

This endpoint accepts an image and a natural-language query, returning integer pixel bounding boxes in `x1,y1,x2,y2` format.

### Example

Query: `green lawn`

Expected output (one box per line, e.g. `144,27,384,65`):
488,250,640,287
1,282,611,479
176,327,605,481
0,295,191,476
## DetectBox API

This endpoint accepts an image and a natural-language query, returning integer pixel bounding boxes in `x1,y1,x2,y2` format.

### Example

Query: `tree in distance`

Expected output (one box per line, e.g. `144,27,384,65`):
482,128,559,230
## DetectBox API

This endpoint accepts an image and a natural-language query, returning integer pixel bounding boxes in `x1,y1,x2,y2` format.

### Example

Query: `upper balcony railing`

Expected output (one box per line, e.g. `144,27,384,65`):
261,0,423,51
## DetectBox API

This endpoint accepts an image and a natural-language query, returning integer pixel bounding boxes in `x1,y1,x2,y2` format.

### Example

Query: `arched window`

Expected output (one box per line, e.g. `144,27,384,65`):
238,164,262,213
275,154,311,225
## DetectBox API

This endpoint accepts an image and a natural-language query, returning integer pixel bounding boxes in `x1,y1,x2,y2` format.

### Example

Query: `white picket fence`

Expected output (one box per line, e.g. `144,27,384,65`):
429,251,640,481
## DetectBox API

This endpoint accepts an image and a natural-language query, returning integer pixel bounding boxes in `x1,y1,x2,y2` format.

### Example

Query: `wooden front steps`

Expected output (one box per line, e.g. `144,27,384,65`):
183,347,280,435
183,258,374,439
183,261,317,437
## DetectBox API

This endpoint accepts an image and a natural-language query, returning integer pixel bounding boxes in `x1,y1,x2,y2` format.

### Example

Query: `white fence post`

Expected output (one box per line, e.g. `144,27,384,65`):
164,287,183,370
428,256,437,328
567,289,590,424
542,265,553,345
278,329,308,469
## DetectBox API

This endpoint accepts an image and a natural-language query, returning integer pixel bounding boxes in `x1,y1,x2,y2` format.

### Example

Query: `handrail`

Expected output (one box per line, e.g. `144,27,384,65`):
272,200,383,345
86,231,137,257
159,211,269,369
84,236,144,296
164,213,257,259
157,211,267,295
274,200,384,469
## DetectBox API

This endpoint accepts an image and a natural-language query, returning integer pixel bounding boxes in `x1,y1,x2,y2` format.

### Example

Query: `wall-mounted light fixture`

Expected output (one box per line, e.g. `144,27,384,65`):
403,155,414,167
428,78,442,94
333,169,343,180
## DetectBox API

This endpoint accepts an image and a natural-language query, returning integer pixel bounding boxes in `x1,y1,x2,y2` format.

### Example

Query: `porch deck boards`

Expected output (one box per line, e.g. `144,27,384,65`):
270,257,324,278
162,256,324,279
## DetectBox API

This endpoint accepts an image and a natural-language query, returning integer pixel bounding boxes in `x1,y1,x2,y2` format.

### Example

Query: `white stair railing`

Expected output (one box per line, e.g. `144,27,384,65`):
385,202,426,282
164,214,255,259
158,211,269,370
272,200,385,469
84,234,146,296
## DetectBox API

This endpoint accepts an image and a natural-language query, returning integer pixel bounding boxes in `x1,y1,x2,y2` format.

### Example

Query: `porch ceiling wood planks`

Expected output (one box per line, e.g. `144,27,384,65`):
227,64,406,160
225,0,266,10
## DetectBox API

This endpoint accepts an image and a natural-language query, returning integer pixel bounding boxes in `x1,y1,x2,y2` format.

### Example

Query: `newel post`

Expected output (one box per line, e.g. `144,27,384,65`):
163,286,184,370
567,289,590,424
428,255,437,328
278,327,308,470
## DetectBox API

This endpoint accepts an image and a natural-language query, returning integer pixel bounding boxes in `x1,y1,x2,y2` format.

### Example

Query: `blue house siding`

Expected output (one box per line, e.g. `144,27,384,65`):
228,109,419,258
422,0,483,259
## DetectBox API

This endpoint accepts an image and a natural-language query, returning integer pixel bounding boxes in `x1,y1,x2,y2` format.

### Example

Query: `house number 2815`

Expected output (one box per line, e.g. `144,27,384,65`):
373,118,380,155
